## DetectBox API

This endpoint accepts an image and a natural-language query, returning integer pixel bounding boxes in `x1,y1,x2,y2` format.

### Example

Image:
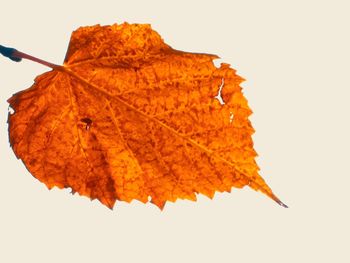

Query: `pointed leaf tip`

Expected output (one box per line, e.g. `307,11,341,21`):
269,192,288,208
275,198,288,208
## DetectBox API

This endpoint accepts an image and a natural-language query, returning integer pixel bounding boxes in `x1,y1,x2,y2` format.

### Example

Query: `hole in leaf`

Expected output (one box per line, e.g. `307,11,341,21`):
8,106,15,115
80,117,92,130
229,112,234,123
214,78,225,105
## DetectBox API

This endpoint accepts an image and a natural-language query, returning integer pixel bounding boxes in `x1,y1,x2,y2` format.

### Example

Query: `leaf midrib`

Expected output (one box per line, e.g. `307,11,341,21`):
59,65,274,198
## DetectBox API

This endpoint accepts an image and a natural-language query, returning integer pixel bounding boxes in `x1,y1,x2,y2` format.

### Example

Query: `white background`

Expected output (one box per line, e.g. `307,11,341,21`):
1,0,349,262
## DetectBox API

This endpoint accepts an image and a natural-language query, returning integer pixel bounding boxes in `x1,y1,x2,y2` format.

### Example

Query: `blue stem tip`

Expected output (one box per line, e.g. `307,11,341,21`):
0,45,22,62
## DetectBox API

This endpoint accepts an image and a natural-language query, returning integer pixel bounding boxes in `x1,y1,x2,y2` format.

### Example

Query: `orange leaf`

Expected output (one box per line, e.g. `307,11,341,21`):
4,23,287,209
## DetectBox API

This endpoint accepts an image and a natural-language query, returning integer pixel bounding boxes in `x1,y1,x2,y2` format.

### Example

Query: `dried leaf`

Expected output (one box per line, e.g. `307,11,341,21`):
5,23,286,209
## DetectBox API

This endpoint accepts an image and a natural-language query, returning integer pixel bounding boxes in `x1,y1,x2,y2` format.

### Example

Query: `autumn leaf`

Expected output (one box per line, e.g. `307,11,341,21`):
1,23,287,209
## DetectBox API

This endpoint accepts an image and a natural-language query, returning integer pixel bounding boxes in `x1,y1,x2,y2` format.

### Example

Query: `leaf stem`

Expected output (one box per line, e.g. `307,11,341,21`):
0,44,59,68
